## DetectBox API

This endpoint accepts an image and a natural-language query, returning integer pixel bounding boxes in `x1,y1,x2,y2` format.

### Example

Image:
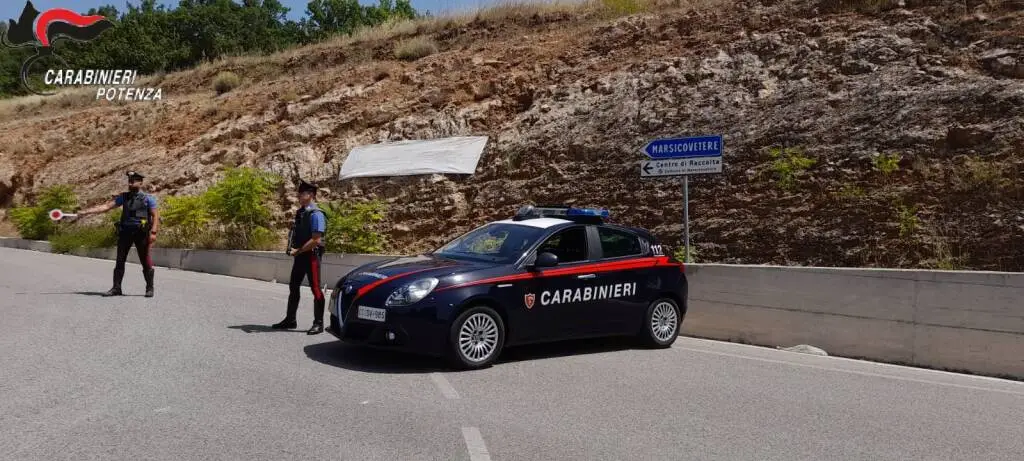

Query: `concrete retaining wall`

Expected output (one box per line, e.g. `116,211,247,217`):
683,264,1024,379
2,238,1022,379
0,239,396,288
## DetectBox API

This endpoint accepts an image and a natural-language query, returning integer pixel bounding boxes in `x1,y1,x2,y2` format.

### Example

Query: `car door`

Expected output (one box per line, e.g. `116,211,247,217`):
523,225,602,340
591,225,652,335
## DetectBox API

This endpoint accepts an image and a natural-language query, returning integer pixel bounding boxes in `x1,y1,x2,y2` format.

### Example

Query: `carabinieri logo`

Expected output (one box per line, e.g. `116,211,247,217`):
2,1,114,96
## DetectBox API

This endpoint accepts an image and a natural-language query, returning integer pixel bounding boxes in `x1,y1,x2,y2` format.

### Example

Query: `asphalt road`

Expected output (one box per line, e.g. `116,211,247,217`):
1,247,1023,461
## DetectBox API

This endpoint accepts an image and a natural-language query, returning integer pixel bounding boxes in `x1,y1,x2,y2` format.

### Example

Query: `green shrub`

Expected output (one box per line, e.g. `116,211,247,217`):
149,168,281,250
8,185,78,240
872,152,901,176
213,71,241,95
768,147,815,191
394,36,437,61
673,244,698,263
895,203,919,238
160,194,216,249
320,200,387,253
205,167,282,250
50,223,117,254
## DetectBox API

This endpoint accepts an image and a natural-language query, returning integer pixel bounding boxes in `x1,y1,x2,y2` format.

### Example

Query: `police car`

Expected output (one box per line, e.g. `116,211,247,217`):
328,205,687,369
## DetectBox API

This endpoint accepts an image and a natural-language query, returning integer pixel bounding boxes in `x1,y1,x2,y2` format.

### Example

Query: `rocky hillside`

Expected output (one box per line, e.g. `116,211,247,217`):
1,0,1022,270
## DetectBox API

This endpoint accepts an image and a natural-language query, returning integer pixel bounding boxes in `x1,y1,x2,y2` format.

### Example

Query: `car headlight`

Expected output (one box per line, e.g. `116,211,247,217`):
385,278,439,307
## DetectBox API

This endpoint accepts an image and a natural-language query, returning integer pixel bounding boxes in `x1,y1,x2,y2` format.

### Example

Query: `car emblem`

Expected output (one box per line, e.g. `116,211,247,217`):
344,284,354,294
524,293,535,309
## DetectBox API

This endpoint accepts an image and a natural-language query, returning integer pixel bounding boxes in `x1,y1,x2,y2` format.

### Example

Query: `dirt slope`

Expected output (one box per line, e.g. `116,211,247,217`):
1,0,1022,270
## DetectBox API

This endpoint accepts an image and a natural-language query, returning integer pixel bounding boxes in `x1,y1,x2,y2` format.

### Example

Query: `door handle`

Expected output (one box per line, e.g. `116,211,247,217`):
577,274,596,279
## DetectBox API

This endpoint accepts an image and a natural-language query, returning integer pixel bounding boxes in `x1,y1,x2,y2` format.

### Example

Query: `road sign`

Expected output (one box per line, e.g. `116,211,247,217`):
642,135,723,159
639,134,725,264
639,157,723,177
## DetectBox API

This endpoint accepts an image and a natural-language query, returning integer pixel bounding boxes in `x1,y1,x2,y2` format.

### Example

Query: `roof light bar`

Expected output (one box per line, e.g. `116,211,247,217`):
513,205,610,222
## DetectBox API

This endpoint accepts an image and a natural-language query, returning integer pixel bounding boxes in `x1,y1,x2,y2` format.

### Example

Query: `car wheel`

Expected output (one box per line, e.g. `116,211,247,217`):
640,297,681,348
447,306,505,370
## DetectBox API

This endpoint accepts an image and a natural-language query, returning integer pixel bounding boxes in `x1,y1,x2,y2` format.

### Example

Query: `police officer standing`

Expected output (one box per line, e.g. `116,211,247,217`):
272,180,328,335
77,171,160,297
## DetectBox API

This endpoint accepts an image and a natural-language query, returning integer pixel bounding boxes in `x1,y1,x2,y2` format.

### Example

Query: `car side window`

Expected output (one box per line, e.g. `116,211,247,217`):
536,227,588,263
598,227,642,259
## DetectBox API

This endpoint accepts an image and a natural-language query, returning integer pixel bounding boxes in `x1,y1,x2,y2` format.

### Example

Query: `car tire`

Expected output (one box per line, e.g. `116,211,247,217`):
640,297,681,348
447,306,506,370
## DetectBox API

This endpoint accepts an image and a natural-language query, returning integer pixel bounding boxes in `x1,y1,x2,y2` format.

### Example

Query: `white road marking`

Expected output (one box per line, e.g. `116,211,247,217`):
430,372,460,399
683,336,1022,384
461,427,492,461
154,407,170,412
677,346,1024,396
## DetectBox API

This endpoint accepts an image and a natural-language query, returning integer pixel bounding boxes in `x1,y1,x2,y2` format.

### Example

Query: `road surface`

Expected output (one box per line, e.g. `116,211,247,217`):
1,247,1022,460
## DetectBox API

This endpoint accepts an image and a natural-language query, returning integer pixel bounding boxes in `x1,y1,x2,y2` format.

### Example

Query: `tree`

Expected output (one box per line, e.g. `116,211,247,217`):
0,0,419,98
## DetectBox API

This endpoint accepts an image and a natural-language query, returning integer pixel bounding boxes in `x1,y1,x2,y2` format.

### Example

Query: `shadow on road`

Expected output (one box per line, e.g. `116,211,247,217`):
23,291,146,297
304,341,447,374
304,335,641,374
495,336,639,365
227,324,307,334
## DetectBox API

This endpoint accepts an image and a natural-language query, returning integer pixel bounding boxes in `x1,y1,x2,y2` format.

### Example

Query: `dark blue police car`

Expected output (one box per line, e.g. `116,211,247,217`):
328,205,687,369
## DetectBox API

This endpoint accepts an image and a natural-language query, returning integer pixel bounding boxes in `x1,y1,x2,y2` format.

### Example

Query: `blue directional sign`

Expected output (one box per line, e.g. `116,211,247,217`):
643,135,723,160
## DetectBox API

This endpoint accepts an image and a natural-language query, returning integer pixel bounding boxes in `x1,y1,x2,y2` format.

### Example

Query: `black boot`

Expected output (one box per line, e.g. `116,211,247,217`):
103,286,122,297
306,323,324,335
144,268,155,298
271,318,297,329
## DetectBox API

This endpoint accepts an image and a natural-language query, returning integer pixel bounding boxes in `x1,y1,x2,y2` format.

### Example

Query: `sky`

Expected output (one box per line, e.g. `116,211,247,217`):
1,0,504,22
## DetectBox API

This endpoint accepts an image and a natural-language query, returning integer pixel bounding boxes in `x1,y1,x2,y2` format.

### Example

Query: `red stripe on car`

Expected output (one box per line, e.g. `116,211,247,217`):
435,256,677,292
354,267,438,300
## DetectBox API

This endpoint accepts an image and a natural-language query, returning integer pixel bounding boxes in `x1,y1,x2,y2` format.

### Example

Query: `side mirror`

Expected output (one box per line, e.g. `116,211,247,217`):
533,252,559,269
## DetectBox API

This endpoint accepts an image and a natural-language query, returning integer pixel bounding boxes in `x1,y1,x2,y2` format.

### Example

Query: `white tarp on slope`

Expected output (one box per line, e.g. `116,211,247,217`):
339,136,488,180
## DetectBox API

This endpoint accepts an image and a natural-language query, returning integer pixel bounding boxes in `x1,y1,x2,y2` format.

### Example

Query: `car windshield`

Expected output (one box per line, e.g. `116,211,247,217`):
432,222,546,264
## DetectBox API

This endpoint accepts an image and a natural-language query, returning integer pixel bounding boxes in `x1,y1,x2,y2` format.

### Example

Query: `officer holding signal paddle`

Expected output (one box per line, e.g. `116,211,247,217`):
76,171,160,298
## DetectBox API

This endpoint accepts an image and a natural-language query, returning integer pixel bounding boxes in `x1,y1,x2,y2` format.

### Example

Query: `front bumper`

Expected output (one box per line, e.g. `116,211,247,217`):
328,291,448,357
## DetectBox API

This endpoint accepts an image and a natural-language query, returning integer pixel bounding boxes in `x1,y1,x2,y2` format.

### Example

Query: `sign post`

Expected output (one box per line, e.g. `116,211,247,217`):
639,135,723,262
683,175,689,263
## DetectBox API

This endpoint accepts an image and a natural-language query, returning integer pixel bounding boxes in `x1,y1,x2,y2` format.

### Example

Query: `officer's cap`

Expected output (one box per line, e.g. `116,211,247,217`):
127,171,145,181
297,179,318,194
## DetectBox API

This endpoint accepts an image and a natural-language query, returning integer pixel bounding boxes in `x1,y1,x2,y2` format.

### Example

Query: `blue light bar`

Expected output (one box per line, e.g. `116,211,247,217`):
566,207,610,219
513,204,610,222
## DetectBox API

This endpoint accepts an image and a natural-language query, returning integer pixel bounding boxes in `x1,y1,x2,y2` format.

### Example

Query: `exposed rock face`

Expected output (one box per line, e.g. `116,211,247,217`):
1,0,1022,270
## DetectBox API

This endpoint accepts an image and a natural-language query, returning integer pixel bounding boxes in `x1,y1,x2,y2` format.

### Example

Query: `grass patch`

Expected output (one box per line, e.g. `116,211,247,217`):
894,202,919,239
213,71,242,95
673,243,698,263
50,222,118,254
598,0,649,16
835,183,866,200
872,152,901,177
923,222,969,270
394,36,439,61
961,157,1009,190
0,86,97,121
767,146,815,191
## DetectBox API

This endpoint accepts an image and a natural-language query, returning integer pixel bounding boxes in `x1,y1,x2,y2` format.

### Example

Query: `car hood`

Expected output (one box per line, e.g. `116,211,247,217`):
338,254,496,294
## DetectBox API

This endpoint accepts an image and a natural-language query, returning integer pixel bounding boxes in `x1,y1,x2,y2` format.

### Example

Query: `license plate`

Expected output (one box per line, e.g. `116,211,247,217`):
357,305,386,322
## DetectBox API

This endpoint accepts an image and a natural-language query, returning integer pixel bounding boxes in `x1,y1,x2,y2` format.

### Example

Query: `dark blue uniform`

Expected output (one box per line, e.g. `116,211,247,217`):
283,203,327,327
111,190,158,295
